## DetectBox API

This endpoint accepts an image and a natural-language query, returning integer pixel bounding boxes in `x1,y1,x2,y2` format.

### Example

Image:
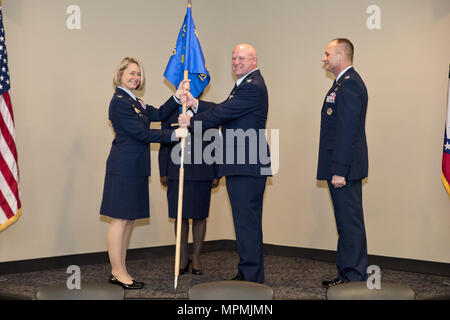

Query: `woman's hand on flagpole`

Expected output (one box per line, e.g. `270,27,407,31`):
178,114,192,127
175,127,189,138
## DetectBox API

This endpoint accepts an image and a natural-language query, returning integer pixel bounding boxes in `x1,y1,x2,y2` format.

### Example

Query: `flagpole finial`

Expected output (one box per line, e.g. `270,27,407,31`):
188,0,192,8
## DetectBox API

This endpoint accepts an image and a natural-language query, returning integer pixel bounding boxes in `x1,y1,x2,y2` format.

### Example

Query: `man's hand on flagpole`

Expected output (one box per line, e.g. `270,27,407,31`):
175,79,191,100
182,91,198,110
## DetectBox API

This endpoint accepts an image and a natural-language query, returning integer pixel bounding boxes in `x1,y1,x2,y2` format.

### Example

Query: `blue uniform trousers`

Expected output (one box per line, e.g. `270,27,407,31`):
226,176,267,283
327,180,368,281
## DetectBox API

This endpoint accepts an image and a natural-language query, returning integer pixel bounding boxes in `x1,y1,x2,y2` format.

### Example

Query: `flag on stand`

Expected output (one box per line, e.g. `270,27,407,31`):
442,65,450,197
164,4,210,98
0,7,21,231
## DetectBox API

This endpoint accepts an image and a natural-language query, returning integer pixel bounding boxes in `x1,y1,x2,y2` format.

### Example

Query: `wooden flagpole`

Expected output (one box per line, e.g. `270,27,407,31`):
174,71,189,290
174,0,192,291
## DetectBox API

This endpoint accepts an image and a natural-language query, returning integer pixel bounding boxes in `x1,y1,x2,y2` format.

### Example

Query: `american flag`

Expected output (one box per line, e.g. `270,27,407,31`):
0,7,21,231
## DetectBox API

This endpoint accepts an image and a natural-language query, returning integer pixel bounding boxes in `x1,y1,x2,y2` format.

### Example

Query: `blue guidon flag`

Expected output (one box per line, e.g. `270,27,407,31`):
442,66,450,197
164,4,210,98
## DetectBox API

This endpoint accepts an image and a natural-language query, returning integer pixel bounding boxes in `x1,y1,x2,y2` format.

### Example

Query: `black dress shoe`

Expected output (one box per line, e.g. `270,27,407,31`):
109,274,144,290
321,278,348,288
179,259,191,275
230,275,245,281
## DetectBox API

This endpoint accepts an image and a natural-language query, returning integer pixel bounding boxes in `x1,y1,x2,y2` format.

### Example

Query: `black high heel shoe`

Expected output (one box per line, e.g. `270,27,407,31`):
132,279,145,286
192,268,203,275
109,274,144,290
191,259,203,275
179,259,191,275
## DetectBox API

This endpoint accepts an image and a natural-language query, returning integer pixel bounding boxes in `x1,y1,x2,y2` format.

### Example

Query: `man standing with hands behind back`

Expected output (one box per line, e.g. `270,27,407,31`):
178,43,271,283
317,38,369,287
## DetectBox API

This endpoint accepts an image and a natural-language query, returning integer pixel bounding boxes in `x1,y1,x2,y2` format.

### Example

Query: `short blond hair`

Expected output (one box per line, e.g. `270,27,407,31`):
113,57,146,90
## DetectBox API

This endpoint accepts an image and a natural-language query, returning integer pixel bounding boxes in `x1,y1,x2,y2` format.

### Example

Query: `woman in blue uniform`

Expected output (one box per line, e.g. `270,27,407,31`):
100,57,188,289
159,108,219,275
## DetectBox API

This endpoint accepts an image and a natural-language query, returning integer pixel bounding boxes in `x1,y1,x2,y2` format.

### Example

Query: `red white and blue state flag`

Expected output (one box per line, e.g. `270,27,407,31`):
442,66,450,197
0,7,21,231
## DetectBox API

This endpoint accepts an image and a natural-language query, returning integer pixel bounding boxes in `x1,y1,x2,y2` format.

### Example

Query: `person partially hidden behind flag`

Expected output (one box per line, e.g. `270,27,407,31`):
178,44,271,283
159,107,220,276
317,39,369,287
99,57,188,290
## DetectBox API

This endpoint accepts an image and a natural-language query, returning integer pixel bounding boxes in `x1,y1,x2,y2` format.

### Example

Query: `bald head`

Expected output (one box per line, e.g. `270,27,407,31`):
231,43,258,78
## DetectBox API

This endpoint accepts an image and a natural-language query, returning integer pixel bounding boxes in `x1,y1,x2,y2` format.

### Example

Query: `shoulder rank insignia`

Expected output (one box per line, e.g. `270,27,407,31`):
247,78,252,83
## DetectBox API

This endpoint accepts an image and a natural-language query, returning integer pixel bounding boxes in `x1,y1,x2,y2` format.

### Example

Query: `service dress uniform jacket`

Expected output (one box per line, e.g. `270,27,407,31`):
100,87,178,220
193,69,271,178
317,67,368,180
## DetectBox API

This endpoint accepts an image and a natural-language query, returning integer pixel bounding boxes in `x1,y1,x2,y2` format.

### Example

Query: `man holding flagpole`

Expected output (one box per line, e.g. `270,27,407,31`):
179,43,271,284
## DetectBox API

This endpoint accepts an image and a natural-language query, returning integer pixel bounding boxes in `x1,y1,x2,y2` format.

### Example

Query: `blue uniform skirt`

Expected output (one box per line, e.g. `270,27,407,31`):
167,179,212,219
100,174,149,220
